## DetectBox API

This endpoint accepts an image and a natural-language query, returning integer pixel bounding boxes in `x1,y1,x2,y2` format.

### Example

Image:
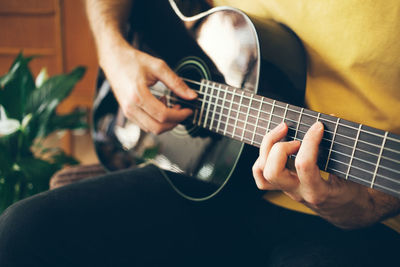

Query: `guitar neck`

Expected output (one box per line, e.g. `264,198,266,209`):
189,79,400,198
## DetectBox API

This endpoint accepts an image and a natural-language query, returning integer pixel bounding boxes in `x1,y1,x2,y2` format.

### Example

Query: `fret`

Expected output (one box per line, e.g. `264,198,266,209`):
345,124,362,180
294,108,303,141
251,96,263,145
373,157,400,196
223,86,235,136
371,131,388,188
316,112,321,122
197,80,206,126
203,81,213,128
209,84,221,130
216,86,228,133
323,118,359,174
383,133,400,158
325,118,340,171
282,103,289,123
241,92,252,142
232,90,244,138
266,100,276,134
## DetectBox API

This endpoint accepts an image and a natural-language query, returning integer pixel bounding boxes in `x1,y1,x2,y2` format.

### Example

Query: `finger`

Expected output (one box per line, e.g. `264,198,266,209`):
264,140,300,191
126,104,177,134
153,61,197,100
252,158,280,190
136,85,193,124
295,121,326,189
258,122,288,166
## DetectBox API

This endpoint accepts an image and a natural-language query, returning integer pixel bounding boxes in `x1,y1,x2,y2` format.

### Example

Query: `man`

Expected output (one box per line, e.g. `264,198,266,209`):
0,0,399,266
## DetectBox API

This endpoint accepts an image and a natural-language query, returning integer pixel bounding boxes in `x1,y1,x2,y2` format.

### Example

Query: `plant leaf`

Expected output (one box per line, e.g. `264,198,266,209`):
44,109,88,138
0,130,21,167
0,142,13,175
26,66,86,114
0,53,35,121
17,157,57,193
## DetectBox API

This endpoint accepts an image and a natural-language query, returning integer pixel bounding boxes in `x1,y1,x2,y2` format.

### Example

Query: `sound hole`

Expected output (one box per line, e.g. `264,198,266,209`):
173,57,210,136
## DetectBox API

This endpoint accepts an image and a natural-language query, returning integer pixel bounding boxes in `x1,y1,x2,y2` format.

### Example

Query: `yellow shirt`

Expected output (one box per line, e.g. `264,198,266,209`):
212,0,400,232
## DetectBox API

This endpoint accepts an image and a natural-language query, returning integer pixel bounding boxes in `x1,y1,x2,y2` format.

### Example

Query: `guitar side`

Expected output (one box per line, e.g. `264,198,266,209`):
92,0,307,200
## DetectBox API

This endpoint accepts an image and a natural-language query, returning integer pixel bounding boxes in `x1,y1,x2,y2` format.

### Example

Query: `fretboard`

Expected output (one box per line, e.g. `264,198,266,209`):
188,79,400,198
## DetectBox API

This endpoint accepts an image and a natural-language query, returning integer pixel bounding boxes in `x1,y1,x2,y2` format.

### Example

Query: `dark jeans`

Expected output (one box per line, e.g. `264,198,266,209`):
0,164,399,266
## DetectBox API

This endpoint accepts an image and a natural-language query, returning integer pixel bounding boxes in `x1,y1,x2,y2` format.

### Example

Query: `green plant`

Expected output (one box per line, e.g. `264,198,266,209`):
0,53,87,212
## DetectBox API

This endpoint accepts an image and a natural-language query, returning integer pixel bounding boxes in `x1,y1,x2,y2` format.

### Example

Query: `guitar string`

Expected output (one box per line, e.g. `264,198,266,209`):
290,152,399,195
200,91,398,156
193,80,400,149
151,89,400,167
153,87,400,167
211,119,400,184
183,78,400,145
206,116,400,176
152,91,400,180
155,83,400,157
150,92,400,191
208,119,400,189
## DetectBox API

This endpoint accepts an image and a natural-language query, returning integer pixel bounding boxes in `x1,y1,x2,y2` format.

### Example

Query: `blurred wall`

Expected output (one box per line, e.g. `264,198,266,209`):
0,0,99,153
0,0,98,111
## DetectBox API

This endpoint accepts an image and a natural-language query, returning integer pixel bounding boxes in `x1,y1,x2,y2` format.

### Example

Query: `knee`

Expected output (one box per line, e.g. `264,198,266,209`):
0,193,54,264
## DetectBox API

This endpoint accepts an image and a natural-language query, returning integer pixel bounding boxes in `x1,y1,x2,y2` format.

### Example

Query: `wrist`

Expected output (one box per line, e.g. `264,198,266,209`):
312,184,373,229
96,31,135,70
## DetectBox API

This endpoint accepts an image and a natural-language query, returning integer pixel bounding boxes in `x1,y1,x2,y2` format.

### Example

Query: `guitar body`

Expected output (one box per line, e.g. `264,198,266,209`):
92,0,306,200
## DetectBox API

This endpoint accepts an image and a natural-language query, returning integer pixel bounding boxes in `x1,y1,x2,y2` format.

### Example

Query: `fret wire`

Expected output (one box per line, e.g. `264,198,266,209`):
313,156,400,195
251,96,263,145
211,118,400,186
266,100,276,134
371,131,389,189
321,155,399,185
345,124,362,180
186,79,400,145
282,103,289,123
324,157,400,193
215,86,227,133
154,90,400,167
203,81,213,128
232,90,244,138
197,80,206,126
241,92,252,142
223,86,235,136
325,118,340,171
206,110,400,176
294,107,303,141
209,83,220,131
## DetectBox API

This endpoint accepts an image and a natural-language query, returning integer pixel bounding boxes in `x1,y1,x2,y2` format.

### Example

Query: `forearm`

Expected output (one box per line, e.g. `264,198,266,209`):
85,0,134,65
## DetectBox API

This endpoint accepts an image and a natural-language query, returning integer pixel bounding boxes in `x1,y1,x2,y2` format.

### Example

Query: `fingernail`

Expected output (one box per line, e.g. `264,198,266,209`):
290,140,301,145
277,122,285,130
313,121,323,130
187,90,197,98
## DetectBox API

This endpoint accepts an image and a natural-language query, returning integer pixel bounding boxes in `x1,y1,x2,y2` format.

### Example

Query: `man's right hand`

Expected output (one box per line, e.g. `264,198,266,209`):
86,0,197,134
100,43,197,134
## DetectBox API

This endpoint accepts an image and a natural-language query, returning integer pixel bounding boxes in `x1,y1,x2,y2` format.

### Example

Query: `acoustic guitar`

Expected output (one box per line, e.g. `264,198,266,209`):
92,0,400,200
